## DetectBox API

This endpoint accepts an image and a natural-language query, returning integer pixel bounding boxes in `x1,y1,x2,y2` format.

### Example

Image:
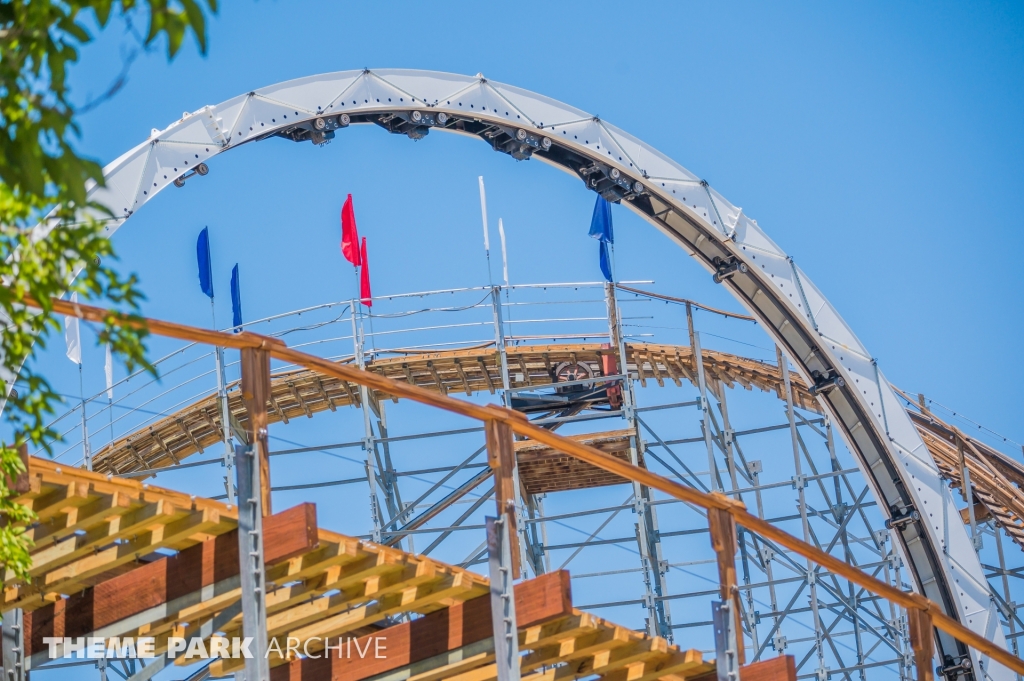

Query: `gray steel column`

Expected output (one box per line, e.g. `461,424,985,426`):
215,344,235,504
235,442,270,681
490,287,531,575
490,286,511,405
352,303,384,543
371,398,406,549
693,332,721,492
716,382,758,653
487,515,520,681
994,523,1021,676
2,607,25,681
779,348,826,679
605,283,673,641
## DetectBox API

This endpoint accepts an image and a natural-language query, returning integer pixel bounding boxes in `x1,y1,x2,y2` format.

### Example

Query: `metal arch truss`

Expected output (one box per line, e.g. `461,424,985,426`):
50,68,1005,677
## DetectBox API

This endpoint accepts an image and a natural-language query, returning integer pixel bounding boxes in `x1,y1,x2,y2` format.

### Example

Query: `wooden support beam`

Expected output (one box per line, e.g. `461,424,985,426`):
241,346,273,515
486,418,521,580
266,571,572,681
908,607,935,681
708,506,745,666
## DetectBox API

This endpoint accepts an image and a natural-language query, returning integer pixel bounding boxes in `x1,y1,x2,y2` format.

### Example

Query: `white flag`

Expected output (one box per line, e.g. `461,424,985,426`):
104,343,114,400
478,176,489,252
498,218,508,287
64,293,81,365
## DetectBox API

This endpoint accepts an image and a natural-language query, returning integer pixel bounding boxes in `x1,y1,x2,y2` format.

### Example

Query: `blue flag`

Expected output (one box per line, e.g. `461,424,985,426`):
589,196,614,281
230,264,243,332
196,227,214,298
588,195,613,244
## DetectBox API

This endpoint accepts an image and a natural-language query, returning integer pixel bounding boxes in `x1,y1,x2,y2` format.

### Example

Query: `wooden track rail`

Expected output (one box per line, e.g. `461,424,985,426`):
19,295,1024,677
90,337,1024,553
89,343,815,477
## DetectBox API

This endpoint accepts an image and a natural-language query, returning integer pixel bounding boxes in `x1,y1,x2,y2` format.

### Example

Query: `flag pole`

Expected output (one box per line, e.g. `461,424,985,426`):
479,176,494,287
212,295,236,504
498,217,513,342
105,344,114,446
78,364,92,471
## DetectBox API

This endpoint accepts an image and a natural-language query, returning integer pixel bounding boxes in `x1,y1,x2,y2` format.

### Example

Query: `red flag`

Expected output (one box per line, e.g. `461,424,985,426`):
340,194,361,266
359,237,372,307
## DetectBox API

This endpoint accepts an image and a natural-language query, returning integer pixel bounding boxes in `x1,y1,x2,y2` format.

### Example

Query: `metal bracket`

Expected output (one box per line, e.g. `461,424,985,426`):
712,600,739,681
772,633,788,653
236,442,270,681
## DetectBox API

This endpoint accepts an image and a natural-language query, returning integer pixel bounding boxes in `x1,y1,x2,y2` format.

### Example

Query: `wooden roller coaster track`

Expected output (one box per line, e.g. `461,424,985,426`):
12,295,1023,677
91,342,1024,553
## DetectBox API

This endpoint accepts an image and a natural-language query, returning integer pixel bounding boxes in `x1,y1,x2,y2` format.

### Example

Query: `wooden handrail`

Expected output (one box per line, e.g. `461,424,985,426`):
36,296,1024,675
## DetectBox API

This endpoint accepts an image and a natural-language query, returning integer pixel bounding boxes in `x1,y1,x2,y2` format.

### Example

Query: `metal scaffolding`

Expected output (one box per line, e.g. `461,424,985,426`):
30,280,1024,681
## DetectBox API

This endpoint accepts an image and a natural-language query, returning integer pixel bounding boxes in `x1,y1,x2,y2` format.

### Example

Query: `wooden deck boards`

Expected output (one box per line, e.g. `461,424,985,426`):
3,460,716,681
516,429,639,495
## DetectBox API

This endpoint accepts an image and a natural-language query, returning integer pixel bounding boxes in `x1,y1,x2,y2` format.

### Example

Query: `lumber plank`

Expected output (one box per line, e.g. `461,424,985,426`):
266,570,572,681
20,504,317,659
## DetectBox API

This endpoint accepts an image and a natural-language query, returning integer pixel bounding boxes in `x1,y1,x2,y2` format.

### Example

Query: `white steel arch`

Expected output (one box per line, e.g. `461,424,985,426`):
65,68,1007,677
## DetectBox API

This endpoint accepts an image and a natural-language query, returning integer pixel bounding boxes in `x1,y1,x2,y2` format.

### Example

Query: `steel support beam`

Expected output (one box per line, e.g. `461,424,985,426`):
2,608,25,681
487,516,520,681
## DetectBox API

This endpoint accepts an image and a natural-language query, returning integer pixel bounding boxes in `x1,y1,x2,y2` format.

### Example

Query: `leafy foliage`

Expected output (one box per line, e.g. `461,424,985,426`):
0,0,216,580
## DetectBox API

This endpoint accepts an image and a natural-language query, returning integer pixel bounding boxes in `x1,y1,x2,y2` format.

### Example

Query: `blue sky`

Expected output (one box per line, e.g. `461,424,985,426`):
60,0,1021,450
27,2,1024,677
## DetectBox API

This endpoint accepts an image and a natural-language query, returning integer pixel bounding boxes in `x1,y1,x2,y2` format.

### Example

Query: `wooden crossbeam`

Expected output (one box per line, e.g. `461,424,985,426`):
4,457,237,608
8,382,755,681
263,572,565,680
20,504,317,666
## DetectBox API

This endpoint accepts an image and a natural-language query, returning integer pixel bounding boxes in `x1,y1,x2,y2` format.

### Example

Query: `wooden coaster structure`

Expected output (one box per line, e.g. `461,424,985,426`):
3,295,1022,681
88,343,817,478
88,340,1024,555
3,455,730,681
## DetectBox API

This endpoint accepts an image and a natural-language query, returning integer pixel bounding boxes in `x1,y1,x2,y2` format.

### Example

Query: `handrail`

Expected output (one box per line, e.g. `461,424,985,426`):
615,284,756,321
33,296,1024,675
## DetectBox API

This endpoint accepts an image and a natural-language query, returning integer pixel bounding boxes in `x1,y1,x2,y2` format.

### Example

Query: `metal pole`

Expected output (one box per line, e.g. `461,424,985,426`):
487,515,520,681
693,332,721,492
490,287,531,574
352,302,384,543
956,436,981,550
235,441,270,681
605,282,673,641
779,347,826,678
79,365,92,471
717,382,757,653
373,400,406,549
2,607,25,681
491,286,512,404
995,521,1021,672
213,298,235,504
